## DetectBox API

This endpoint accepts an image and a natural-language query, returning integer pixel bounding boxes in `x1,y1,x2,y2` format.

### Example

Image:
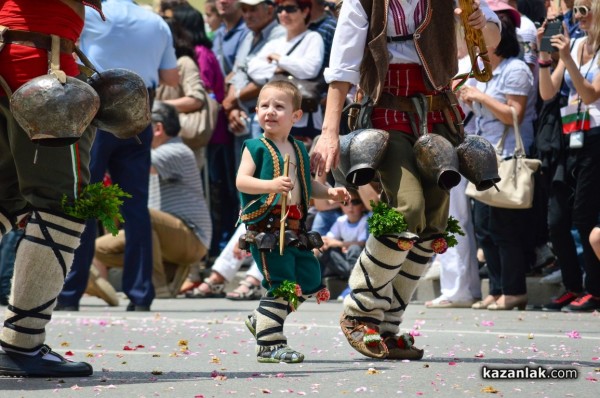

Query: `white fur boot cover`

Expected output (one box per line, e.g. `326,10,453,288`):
380,239,434,335
0,210,84,352
343,235,410,327
255,296,291,355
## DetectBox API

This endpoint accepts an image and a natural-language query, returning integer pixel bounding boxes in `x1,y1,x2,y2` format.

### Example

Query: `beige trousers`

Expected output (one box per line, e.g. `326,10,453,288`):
95,208,206,297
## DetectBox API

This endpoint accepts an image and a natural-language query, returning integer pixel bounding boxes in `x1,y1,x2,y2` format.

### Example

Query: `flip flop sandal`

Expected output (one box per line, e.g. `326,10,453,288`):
244,314,257,339
257,345,305,363
179,280,201,294
185,278,226,298
339,313,388,359
226,280,263,301
382,333,424,360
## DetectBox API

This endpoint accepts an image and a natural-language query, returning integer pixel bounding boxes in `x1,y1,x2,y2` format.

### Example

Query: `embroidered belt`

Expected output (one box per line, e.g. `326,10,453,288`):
376,91,449,113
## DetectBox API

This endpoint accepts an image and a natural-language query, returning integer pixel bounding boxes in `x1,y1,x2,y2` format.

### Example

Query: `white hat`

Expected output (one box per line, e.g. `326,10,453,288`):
239,0,269,5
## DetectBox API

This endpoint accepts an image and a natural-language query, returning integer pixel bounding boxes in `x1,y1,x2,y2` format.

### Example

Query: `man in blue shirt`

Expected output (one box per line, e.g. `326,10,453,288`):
213,0,249,76
57,0,179,312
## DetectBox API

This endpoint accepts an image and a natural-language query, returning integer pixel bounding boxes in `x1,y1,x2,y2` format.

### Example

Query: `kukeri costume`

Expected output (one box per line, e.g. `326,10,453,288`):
0,0,147,377
326,0,500,360
238,136,328,363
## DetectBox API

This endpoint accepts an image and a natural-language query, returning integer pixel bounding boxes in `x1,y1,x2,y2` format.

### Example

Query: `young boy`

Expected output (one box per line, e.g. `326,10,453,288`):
319,192,368,280
236,80,349,363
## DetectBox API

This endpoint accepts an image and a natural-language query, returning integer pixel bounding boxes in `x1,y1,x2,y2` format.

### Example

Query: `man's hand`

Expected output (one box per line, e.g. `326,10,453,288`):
328,187,350,203
228,108,249,135
455,0,486,30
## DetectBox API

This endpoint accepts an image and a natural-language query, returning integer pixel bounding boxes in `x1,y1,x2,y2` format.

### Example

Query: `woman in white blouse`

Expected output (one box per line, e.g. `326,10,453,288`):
247,0,325,143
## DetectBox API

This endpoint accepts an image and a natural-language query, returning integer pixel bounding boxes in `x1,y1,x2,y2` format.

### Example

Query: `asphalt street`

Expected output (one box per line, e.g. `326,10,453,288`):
1,296,599,398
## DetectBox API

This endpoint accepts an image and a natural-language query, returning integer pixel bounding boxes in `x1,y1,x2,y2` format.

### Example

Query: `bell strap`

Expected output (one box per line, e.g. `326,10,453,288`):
73,46,99,78
0,74,13,98
49,34,66,84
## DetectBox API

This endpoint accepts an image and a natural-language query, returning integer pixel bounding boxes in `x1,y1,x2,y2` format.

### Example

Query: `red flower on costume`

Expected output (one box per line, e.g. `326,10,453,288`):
316,288,330,304
397,238,414,251
431,237,448,254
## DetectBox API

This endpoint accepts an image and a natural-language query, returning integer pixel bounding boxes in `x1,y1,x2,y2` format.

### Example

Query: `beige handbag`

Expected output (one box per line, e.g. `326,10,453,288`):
466,107,541,209
156,56,219,150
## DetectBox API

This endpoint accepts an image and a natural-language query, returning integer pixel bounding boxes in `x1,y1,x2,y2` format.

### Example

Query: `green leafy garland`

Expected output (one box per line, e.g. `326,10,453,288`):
61,182,131,236
443,215,464,248
272,280,301,310
367,200,408,238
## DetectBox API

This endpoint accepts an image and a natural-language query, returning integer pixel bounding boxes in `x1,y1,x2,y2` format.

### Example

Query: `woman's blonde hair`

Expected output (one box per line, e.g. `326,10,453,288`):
584,1,600,51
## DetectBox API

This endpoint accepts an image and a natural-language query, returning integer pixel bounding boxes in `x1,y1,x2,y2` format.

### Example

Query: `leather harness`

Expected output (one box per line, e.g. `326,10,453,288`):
0,26,75,54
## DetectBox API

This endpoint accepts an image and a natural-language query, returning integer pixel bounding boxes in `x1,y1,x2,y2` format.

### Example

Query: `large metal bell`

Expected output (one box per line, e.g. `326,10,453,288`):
338,128,390,186
413,134,461,190
88,68,150,139
10,75,100,147
456,135,501,191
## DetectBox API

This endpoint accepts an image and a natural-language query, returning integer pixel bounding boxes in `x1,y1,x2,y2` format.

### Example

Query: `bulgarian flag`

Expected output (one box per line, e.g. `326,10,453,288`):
561,97,591,134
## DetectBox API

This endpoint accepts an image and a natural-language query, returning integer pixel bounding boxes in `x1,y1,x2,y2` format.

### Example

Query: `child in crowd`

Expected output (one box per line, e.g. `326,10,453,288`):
236,80,349,364
319,192,368,280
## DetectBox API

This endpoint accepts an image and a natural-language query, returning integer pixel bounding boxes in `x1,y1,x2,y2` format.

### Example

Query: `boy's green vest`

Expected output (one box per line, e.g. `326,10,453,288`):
239,137,312,225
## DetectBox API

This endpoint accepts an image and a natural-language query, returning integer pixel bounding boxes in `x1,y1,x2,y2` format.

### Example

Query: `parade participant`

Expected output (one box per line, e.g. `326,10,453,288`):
236,80,349,363
0,0,105,377
310,0,500,360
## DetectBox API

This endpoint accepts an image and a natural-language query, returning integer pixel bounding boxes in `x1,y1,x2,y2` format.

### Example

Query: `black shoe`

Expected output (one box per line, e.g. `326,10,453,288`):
0,345,93,377
562,294,600,312
54,303,79,311
126,302,151,312
543,291,579,311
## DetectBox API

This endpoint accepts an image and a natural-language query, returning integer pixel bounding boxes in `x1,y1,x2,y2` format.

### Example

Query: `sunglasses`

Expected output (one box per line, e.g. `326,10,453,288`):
277,5,300,14
343,199,363,206
574,5,590,16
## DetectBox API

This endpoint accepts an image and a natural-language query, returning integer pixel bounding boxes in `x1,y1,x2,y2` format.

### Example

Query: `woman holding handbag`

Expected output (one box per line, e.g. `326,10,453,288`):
537,0,600,312
458,3,536,311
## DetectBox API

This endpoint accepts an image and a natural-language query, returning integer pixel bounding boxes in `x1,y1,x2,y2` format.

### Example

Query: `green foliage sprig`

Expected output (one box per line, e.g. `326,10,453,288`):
61,182,132,236
444,216,465,248
272,280,301,310
367,200,408,238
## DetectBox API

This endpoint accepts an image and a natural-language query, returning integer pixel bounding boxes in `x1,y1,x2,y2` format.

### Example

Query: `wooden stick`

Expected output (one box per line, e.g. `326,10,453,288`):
280,153,290,256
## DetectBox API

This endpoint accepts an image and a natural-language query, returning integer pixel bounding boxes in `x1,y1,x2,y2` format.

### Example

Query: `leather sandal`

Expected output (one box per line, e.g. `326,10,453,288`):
382,333,424,360
257,345,304,363
185,278,225,298
226,280,262,301
339,314,388,359
0,345,93,377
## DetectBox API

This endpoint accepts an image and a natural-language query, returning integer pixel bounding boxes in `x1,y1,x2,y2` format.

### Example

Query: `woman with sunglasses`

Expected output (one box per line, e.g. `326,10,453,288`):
537,1,600,312
247,0,325,144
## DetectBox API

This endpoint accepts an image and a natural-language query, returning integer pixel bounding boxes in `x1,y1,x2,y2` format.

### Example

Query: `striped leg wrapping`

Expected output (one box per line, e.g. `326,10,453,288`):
343,235,410,326
0,210,84,352
255,296,292,355
380,240,434,335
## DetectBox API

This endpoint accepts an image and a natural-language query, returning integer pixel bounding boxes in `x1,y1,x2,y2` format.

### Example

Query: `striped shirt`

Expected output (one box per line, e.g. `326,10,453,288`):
148,137,212,248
